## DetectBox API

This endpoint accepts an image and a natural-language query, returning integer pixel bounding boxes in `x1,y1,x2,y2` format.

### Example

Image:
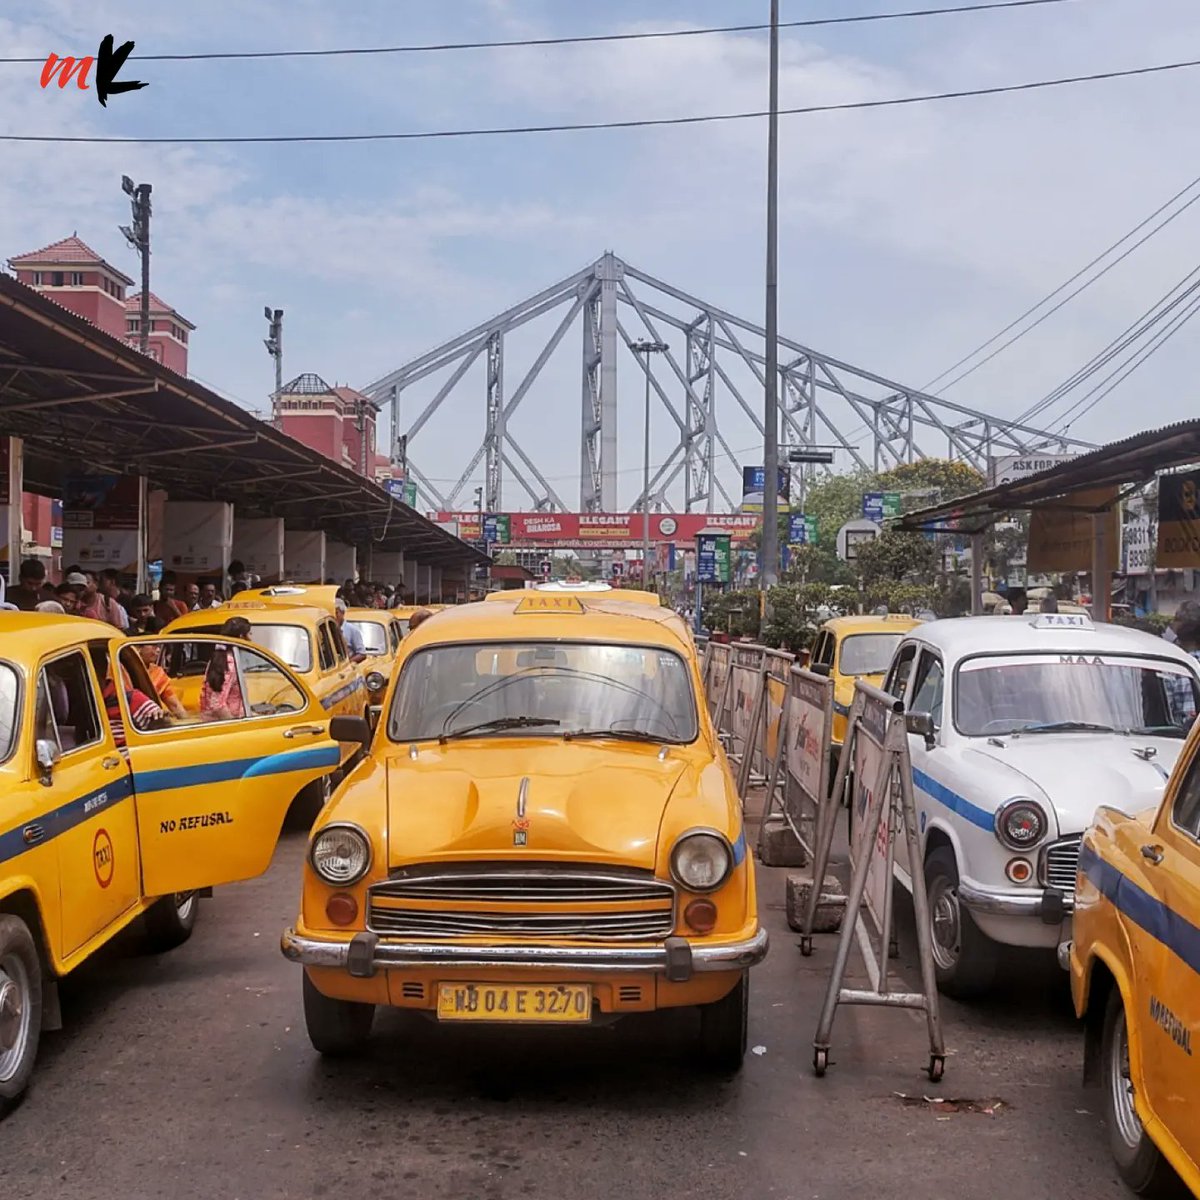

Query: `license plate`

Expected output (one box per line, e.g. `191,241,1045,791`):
436,982,591,1023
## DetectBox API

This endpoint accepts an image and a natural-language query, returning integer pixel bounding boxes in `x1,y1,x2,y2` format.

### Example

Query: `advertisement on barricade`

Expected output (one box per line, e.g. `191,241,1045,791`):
707,643,731,717
730,661,759,748
785,669,833,807
851,688,891,931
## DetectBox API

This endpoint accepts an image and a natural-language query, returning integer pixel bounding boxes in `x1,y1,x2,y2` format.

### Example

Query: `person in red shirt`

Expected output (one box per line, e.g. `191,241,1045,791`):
200,617,250,721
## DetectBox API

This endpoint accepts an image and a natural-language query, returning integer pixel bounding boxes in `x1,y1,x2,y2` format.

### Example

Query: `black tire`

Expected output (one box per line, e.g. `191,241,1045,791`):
1101,987,1184,1196
923,847,999,998
0,914,42,1110
289,771,336,830
143,891,199,953
303,971,374,1056
699,973,749,1072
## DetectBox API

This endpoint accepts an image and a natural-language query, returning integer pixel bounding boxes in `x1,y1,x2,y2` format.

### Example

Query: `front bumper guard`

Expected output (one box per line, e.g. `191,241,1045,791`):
281,927,769,983
957,877,1074,924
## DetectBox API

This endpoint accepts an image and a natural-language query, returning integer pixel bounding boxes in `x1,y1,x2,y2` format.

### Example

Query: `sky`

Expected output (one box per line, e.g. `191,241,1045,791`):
3,0,1200,513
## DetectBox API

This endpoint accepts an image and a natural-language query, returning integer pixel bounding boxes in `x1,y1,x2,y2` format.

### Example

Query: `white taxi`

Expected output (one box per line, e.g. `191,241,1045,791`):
881,613,1200,997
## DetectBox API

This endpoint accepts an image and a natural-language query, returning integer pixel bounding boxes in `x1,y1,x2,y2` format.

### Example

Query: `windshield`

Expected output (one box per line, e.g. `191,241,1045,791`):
240,625,312,673
347,620,387,654
955,654,1199,737
839,633,904,677
0,663,18,762
388,641,699,743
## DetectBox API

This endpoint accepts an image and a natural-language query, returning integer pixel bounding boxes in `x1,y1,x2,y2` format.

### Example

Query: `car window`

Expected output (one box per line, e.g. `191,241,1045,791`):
885,643,917,699
349,620,387,655
119,641,307,730
36,652,103,756
389,622,402,654
317,623,336,672
0,663,18,763
812,633,833,668
1172,750,1200,841
838,633,905,677
910,652,945,728
329,622,349,664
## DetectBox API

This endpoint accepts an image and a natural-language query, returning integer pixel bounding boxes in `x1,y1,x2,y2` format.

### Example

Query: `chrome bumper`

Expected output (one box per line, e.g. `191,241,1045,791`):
958,877,1074,922
281,927,769,983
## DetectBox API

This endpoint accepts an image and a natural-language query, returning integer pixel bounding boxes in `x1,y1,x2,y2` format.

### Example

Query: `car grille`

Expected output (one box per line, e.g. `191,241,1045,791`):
1042,836,1083,894
367,863,676,941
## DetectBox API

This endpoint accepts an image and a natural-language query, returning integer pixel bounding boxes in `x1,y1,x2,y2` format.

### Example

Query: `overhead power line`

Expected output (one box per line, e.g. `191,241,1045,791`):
0,1,1079,64
922,168,1200,395
4,56,1195,145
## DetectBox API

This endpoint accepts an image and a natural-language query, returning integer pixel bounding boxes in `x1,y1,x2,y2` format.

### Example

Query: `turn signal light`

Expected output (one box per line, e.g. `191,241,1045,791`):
326,892,359,926
1005,858,1034,884
684,898,718,934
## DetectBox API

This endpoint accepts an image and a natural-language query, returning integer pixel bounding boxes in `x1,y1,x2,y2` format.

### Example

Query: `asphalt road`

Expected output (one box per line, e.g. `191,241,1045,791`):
3,825,1136,1200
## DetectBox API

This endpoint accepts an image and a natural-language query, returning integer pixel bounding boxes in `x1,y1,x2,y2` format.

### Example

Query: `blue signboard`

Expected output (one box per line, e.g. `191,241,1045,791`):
788,513,818,545
697,533,730,584
384,479,406,501
863,492,884,523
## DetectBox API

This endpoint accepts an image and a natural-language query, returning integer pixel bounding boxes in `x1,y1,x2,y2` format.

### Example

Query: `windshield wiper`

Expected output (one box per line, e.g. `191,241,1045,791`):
563,727,672,744
1128,724,1190,739
1016,721,1116,735
439,716,560,744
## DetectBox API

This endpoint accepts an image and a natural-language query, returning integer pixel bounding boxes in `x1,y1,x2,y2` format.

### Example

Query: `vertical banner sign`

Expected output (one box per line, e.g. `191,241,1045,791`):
786,671,830,804
1027,487,1119,573
0,437,21,584
851,690,891,929
62,473,145,582
1156,471,1200,567
741,466,791,513
50,498,63,550
788,513,818,545
1121,513,1157,575
696,532,732,584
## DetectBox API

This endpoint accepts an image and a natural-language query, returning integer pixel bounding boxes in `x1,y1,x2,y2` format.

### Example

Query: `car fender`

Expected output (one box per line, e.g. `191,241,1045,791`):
0,876,61,976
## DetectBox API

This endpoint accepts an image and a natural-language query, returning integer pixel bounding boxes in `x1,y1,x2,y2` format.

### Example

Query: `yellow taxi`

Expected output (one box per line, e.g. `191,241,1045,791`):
387,604,421,636
485,581,662,606
343,607,405,709
1069,719,1200,1196
808,614,922,761
166,599,368,783
281,588,768,1070
0,612,350,1110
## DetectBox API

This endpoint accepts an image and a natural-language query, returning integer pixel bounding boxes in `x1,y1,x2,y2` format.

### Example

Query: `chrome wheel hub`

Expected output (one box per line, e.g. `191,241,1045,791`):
0,955,32,1082
929,878,961,971
1109,1009,1144,1149
175,892,197,923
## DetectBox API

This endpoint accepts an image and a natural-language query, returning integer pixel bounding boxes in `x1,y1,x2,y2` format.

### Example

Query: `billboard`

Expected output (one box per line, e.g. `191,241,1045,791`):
1026,488,1119,574
862,492,901,523
697,532,731,583
988,454,1076,487
1157,471,1200,568
436,511,759,548
740,466,790,513
787,513,818,545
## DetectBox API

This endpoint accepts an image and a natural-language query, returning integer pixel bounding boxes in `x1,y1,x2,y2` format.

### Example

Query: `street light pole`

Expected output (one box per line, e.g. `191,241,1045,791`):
633,339,668,587
761,0,781,592
119,176,152,358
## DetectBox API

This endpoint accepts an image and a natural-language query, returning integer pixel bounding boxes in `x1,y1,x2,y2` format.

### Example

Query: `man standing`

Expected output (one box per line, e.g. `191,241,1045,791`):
7,559,54,610
185,581,200,610
335,597,367,663
193,578,221,610
127,593,156,634
156,571,189,623
55,580,81,614
96,570,130,630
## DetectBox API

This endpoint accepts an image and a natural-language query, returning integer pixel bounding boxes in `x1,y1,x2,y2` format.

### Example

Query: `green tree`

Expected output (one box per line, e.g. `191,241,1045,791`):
875,460,985,506
855,530,940,588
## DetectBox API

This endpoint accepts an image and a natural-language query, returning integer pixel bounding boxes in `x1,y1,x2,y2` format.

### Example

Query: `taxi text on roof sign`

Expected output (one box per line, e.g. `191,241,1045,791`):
515,594,586,614
1032,612,1093,630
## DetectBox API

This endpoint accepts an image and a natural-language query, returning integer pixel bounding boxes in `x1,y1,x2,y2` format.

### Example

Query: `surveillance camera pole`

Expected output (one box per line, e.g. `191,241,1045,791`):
761,0,781,593
264,307,283,419
120,177,152,357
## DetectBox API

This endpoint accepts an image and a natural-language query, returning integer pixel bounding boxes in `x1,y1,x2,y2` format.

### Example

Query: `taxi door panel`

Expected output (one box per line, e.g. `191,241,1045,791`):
120,637,340,895
41,647,141,956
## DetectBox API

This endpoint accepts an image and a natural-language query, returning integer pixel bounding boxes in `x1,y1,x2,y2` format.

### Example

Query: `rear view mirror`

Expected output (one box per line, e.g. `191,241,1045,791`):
905,711,937,749
329,715,371,746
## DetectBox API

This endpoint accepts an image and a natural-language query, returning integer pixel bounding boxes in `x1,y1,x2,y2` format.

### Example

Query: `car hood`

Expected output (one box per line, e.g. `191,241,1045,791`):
385,742,688,868
965,733,1184,833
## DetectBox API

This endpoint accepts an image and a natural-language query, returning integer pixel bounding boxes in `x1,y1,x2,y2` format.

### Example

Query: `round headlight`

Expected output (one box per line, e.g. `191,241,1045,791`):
310,823,372,886
994,799,1048,851
670,830,733,893
366,671,386,692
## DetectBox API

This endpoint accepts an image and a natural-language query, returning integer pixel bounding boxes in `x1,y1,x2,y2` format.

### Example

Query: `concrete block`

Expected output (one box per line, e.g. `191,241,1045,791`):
786,871,846,934
756,819,810,868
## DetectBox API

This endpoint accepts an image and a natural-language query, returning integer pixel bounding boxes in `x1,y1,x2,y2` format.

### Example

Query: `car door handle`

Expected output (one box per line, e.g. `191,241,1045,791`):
102,755,122,770
283,725,326,739
1141,844,1164,865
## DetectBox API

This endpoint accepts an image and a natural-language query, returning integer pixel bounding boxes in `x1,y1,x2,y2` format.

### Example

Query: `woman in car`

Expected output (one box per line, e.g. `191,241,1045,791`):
200,617,251,721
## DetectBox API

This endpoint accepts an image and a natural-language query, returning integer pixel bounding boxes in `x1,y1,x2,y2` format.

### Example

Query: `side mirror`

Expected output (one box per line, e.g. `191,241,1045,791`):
329,715,371,746
810,662,831,678
36,738,61,785
905,711,937,749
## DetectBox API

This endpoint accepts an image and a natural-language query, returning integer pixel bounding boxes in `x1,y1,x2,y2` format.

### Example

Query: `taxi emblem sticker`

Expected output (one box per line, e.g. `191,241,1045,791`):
93,828,114,889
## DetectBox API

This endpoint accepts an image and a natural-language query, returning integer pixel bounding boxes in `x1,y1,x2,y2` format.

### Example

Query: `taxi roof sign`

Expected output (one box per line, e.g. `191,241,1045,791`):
1032,612,1093,631
515,594,586,614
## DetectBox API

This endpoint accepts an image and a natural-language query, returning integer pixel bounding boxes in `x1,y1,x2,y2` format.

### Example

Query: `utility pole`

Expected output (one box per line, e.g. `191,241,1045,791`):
761,0,781,591
632,339,668,586
263,306,283,420
119,176,151,357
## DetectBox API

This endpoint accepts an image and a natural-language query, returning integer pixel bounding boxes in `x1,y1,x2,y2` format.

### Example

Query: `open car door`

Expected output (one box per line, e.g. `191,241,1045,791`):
111,634,346,895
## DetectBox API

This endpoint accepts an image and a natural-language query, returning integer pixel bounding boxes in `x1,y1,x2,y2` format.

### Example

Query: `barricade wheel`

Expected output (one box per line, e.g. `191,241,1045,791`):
813,1048,828,1076
928,1054,945,1083
799,935,814,957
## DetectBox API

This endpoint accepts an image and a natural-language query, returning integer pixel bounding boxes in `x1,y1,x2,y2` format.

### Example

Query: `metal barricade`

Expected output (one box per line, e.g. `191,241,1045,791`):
736,648,794,798
801,679,946,1083
705,643,731,720
756,666,834,862
721,644,765,783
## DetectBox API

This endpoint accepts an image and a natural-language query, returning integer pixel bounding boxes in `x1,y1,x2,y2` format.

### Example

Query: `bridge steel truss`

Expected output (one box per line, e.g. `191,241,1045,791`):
363,252,1093,514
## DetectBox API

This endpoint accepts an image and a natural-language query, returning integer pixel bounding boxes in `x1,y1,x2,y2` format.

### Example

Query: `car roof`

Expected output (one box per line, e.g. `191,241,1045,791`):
0,611,118,661
822,615,923,635
902,615,1200,667
344,608,392,621
485,584,661,606
166,603,330,630
403,594,692,654
231,585,340,613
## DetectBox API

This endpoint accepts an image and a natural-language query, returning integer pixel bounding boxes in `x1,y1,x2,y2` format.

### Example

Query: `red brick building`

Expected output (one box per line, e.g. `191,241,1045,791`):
273,373,391,481
124,292,194,374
